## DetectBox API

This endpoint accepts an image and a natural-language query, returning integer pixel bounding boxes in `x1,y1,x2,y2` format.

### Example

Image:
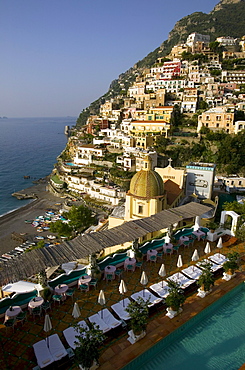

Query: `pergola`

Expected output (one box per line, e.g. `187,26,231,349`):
0,202,211,286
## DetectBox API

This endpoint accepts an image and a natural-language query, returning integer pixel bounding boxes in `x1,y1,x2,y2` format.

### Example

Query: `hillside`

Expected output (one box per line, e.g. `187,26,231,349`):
76,0,245,126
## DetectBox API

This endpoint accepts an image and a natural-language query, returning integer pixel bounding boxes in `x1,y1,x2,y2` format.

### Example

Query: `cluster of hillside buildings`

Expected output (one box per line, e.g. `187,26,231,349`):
51,32,245,212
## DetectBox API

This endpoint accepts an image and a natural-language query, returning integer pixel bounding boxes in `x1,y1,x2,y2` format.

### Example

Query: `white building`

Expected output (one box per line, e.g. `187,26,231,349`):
74,144,105,166
186,33,210,47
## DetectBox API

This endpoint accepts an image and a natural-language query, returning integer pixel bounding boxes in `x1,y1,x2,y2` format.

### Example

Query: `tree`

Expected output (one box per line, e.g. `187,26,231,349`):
49,219,73,237
125,297,149,335
64,205,94,231
170,104,182,127
74,322,105,369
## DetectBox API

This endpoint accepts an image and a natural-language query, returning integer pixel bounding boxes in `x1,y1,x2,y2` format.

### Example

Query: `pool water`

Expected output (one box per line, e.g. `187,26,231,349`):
122,283,245,370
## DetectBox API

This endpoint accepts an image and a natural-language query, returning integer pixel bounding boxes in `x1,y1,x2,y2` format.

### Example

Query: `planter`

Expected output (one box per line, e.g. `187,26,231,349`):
127,329,146,344
197,287,212,298
166,307,183,319
79,361,99,370
222,271,236,281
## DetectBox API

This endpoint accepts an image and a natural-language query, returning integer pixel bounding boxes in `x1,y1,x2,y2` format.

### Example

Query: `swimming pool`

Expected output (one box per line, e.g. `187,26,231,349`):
122,283,245,370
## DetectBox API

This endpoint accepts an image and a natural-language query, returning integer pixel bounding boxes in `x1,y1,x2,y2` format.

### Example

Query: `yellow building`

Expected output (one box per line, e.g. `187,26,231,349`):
130,120,170,137
197,107,235,134
107,158,185,254
124,157,166,222
146,106,174,123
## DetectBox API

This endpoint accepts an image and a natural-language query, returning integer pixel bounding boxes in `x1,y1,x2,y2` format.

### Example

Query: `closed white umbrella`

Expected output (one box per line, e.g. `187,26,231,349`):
217,237,223,257
159,264,166,288
204,242,211,254
177,255,183,268
44,314,52,347
140,271,148,297
217,237,223,249
191,249,199,271
119,280,127,307
192,249,199,262
98,290,106,318
193,216,200,231
177,255,183,278
165,235,171,244
72,302,81,319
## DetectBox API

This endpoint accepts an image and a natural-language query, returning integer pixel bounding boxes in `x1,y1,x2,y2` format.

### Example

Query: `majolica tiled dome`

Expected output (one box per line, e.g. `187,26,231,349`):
129,157,164,199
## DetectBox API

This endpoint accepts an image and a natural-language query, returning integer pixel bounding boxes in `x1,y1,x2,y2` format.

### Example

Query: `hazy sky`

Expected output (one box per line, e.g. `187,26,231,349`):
1,0,218,118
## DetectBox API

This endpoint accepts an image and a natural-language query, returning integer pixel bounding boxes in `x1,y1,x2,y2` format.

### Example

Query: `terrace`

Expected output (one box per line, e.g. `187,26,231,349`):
0,234,244,370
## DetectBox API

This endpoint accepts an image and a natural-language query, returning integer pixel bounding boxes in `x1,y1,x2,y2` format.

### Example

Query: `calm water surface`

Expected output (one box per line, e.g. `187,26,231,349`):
0,117,76,216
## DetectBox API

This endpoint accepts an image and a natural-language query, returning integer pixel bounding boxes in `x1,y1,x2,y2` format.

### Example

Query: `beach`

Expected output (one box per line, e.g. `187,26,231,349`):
0,181,66,254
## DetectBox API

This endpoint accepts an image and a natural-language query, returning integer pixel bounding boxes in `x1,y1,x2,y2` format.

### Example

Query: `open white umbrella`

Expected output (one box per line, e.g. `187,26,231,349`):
98,290,106,318
44,314,52,347
159,264,166,288
72,302,81,319
119,280,127,307
140,271,148,297
177,255,183,278
204,242,211,254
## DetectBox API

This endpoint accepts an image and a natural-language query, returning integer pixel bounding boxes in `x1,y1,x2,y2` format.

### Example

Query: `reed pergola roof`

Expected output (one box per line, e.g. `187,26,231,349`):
0,202,211,286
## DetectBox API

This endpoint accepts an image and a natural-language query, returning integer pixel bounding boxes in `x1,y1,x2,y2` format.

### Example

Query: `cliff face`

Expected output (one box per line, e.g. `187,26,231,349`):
212,0,244,12
162,0,245,50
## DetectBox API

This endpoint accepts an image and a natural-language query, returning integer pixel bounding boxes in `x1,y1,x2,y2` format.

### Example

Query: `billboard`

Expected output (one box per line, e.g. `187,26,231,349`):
186,163,216,199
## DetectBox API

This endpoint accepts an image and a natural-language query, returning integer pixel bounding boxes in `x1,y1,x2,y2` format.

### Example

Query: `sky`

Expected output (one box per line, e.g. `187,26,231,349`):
0,0,218,118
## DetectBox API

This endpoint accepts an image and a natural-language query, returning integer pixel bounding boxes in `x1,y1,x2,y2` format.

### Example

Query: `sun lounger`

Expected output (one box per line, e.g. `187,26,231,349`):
98,308,121,329
111,298,131,321
47,333,67,361
33,339,55,368
197,259,223,272
149,281,170,298
131,289,162,307
168,272,196,289
88,313,111,333
63,320,89,350
181,265,203,280
208,253,227,265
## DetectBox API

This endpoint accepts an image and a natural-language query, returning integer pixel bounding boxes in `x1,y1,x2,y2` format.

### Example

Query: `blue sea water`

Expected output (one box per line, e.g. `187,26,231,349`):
0,117,76,217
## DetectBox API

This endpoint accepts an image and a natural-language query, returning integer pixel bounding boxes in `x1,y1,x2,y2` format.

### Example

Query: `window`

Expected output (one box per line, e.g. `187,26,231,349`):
138,205,143,214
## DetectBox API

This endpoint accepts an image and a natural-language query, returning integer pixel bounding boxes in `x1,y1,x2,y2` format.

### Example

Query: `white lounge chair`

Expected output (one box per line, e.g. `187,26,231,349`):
111,298,131,321
47,333,67,362
168,272,196,289
181,266,203,280
88,313,111,333
33,339,55,368
197,258,223,272
131,289,162,307
63,320,89,350
208,253,227,265
98,308,121,329
150,281,170,298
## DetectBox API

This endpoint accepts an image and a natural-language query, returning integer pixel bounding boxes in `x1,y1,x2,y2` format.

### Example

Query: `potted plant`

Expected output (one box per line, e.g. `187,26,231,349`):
125,296,149,344
74,322,105,370
223,251,240,281
135,248,143,262
165,279,186,318
197,261,215,298
207,220,218,233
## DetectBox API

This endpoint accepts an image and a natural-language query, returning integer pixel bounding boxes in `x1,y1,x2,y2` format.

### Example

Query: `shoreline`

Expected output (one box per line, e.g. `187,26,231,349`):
0,180,66,254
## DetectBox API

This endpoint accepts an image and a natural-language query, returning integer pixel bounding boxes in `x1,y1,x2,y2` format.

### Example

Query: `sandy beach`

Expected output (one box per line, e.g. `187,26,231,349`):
0,181,66,254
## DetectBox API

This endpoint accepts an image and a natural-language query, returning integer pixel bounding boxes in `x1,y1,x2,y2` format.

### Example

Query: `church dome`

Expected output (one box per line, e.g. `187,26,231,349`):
129,157,164,199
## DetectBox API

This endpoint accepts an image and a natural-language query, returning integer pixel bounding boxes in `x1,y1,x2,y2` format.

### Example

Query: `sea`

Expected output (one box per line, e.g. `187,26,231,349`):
0,116,76,217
